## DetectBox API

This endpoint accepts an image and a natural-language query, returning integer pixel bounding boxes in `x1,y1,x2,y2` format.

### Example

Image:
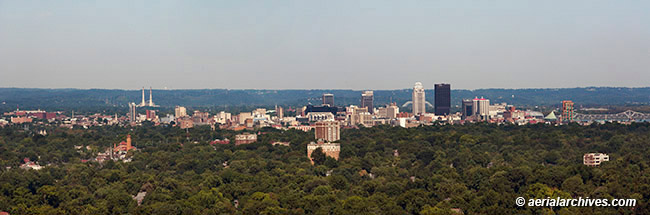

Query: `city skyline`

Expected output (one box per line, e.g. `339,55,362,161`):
1,1,649,90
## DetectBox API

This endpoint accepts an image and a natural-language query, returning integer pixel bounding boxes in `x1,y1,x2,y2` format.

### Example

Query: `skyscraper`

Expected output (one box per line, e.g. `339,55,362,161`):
412,82,426,116
175,106,187,118
472,97,490,120
561,100,574,122
434,83,451,115
322,93,334,107
462,99,473,119
128,102,137,122
361,91,374,113
275,105,284,118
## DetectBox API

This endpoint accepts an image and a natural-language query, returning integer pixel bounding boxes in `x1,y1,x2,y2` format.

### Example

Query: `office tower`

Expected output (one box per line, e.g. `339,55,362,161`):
434,83,451,115
361,91,374,113
322,93,335,107
412,82,426,116
385,103,399,119
351,106,373,126
314,121,340,142
174,106,187,118
128,102,137,122
561,100,574,122
275,106,284,118
472,97,490,120
462,99,473,119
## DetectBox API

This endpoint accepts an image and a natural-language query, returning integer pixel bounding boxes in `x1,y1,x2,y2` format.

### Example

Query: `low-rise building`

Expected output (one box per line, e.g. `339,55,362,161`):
307,140,340,164
19,158,43,170
235,133,257,145
584,153,609,166
210,138,230,145
11,116,32,124
114,135,137,154
307,112,335,122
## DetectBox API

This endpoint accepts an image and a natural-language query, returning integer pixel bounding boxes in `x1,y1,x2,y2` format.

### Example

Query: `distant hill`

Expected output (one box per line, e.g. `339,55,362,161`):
0,87,648,112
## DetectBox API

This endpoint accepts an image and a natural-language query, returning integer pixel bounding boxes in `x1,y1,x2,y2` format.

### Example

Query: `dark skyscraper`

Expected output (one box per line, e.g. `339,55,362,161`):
361,91,374,113
462,99,473,119
322,93,334,107
435,83,451,115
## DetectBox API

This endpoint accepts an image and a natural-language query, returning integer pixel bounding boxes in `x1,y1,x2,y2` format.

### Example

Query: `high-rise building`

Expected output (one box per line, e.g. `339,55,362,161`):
384,103,399,119
412,82,426,116
462,99,473,119
350,106,373,126
434,83,451,115
174,106,187,118
128,102,137,122
322,93,335,107
361,91,374,113
562,100,574,122
314,121,340,142
215,111,231,124
275,106,284,118
472,97,490,120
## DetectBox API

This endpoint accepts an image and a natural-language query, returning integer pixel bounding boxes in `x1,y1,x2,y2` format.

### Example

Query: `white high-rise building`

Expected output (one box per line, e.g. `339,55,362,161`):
472,97,490,120
175,106,187,118
412,82,426,116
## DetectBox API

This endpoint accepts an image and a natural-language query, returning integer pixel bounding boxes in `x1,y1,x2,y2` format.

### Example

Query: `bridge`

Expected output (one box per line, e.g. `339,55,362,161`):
401,101,434,108
574,110,650,122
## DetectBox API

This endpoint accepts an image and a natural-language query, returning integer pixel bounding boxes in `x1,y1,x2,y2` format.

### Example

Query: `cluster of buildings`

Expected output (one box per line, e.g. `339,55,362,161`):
6,85,634,170
3,84,649,130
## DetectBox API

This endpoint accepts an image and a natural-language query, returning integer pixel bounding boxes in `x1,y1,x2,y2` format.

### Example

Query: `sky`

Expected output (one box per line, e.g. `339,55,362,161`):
1,1,649,90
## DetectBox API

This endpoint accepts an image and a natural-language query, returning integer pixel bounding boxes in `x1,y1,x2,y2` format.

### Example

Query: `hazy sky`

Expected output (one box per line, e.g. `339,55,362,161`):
1,1,649,90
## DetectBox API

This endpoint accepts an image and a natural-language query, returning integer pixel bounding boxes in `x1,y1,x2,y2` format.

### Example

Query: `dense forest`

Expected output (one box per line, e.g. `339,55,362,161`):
1,123,649,214
1,87,649,112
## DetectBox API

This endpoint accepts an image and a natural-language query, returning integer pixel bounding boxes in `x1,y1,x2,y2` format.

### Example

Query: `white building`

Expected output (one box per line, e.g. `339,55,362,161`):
215,111,231,124
412,82,426,116
584,153,609,166
472,97,490,120
174,106,187,118
307,112,335,122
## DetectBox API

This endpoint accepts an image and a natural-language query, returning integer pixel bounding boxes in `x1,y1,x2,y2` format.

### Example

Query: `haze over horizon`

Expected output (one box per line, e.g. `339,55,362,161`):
0,86,648,91
1,1,649,90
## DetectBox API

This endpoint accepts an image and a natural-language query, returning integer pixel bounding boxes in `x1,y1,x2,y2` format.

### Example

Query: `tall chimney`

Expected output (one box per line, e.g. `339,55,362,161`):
149,87,153,106
140,87,145,106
